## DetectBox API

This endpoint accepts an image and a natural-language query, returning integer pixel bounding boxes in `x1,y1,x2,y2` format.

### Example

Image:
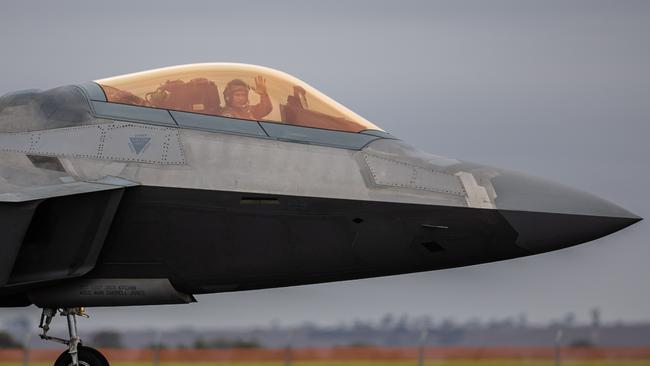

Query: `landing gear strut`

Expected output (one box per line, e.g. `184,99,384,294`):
38,308,109,366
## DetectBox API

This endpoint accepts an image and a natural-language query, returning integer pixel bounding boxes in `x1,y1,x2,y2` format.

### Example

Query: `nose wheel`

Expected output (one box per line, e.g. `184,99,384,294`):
38,308,109,366
54,345,109,366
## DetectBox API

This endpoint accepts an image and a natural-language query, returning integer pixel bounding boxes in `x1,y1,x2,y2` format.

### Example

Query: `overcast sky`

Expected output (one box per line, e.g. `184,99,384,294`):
0,0,648,331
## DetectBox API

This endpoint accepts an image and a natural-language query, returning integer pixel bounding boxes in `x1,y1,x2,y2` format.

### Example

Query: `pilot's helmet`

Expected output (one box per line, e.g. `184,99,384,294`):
224,79,250,105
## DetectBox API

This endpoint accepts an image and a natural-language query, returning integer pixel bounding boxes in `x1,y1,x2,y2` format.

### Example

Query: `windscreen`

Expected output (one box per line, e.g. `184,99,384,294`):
95,63,382,133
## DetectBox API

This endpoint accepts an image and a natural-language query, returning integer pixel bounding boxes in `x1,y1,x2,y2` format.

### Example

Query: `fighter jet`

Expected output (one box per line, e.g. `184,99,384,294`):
0,63,641,366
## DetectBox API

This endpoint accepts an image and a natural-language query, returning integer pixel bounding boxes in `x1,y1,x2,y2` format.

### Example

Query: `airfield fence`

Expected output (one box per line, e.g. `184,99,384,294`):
2,347,650,364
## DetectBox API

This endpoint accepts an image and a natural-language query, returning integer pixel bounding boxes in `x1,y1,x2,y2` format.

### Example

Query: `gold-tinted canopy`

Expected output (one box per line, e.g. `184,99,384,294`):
96,63,381,133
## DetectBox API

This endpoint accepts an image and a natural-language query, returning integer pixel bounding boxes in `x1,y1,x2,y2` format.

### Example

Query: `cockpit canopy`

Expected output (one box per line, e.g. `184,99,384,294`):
96,63,381,133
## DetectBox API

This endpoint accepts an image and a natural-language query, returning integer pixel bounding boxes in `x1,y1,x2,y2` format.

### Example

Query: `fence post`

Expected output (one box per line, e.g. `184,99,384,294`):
152,331,162,366
22,332,32,366
284,330,293,366
554,329,563,366
418,328,428,366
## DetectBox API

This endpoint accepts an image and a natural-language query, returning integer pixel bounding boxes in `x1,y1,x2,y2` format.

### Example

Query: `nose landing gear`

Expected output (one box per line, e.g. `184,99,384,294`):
38,308,109,366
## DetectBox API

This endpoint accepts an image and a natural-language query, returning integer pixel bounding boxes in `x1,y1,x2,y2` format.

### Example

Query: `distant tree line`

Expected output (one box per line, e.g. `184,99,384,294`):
0,331,21,348
90,330,124,348
193,337,261,349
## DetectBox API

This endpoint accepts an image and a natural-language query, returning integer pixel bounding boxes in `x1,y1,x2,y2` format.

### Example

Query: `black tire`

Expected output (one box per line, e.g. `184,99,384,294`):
54,346,109,366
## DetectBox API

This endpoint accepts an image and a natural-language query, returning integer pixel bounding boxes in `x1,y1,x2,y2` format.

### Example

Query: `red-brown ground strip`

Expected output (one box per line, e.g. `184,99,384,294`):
2,347,650,362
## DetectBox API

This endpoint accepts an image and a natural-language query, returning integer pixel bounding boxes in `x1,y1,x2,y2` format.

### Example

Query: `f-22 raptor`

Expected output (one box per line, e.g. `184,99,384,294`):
0,64,641,366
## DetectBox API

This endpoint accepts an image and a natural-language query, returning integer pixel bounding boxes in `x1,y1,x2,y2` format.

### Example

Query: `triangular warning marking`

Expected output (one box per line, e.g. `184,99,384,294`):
129,136,151,154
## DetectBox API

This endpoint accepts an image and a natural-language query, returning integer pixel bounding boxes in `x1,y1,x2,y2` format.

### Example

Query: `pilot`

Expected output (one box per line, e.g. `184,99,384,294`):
222,76,272,120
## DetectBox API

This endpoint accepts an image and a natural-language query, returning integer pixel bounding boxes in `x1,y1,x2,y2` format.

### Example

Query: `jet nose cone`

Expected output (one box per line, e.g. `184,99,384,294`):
490,169,642,253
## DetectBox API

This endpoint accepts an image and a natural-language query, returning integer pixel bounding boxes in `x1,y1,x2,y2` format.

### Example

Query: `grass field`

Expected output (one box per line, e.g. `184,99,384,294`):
3,347,650,366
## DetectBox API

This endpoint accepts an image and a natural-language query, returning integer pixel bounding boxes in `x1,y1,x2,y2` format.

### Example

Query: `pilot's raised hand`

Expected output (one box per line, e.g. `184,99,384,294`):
251,76,268,95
